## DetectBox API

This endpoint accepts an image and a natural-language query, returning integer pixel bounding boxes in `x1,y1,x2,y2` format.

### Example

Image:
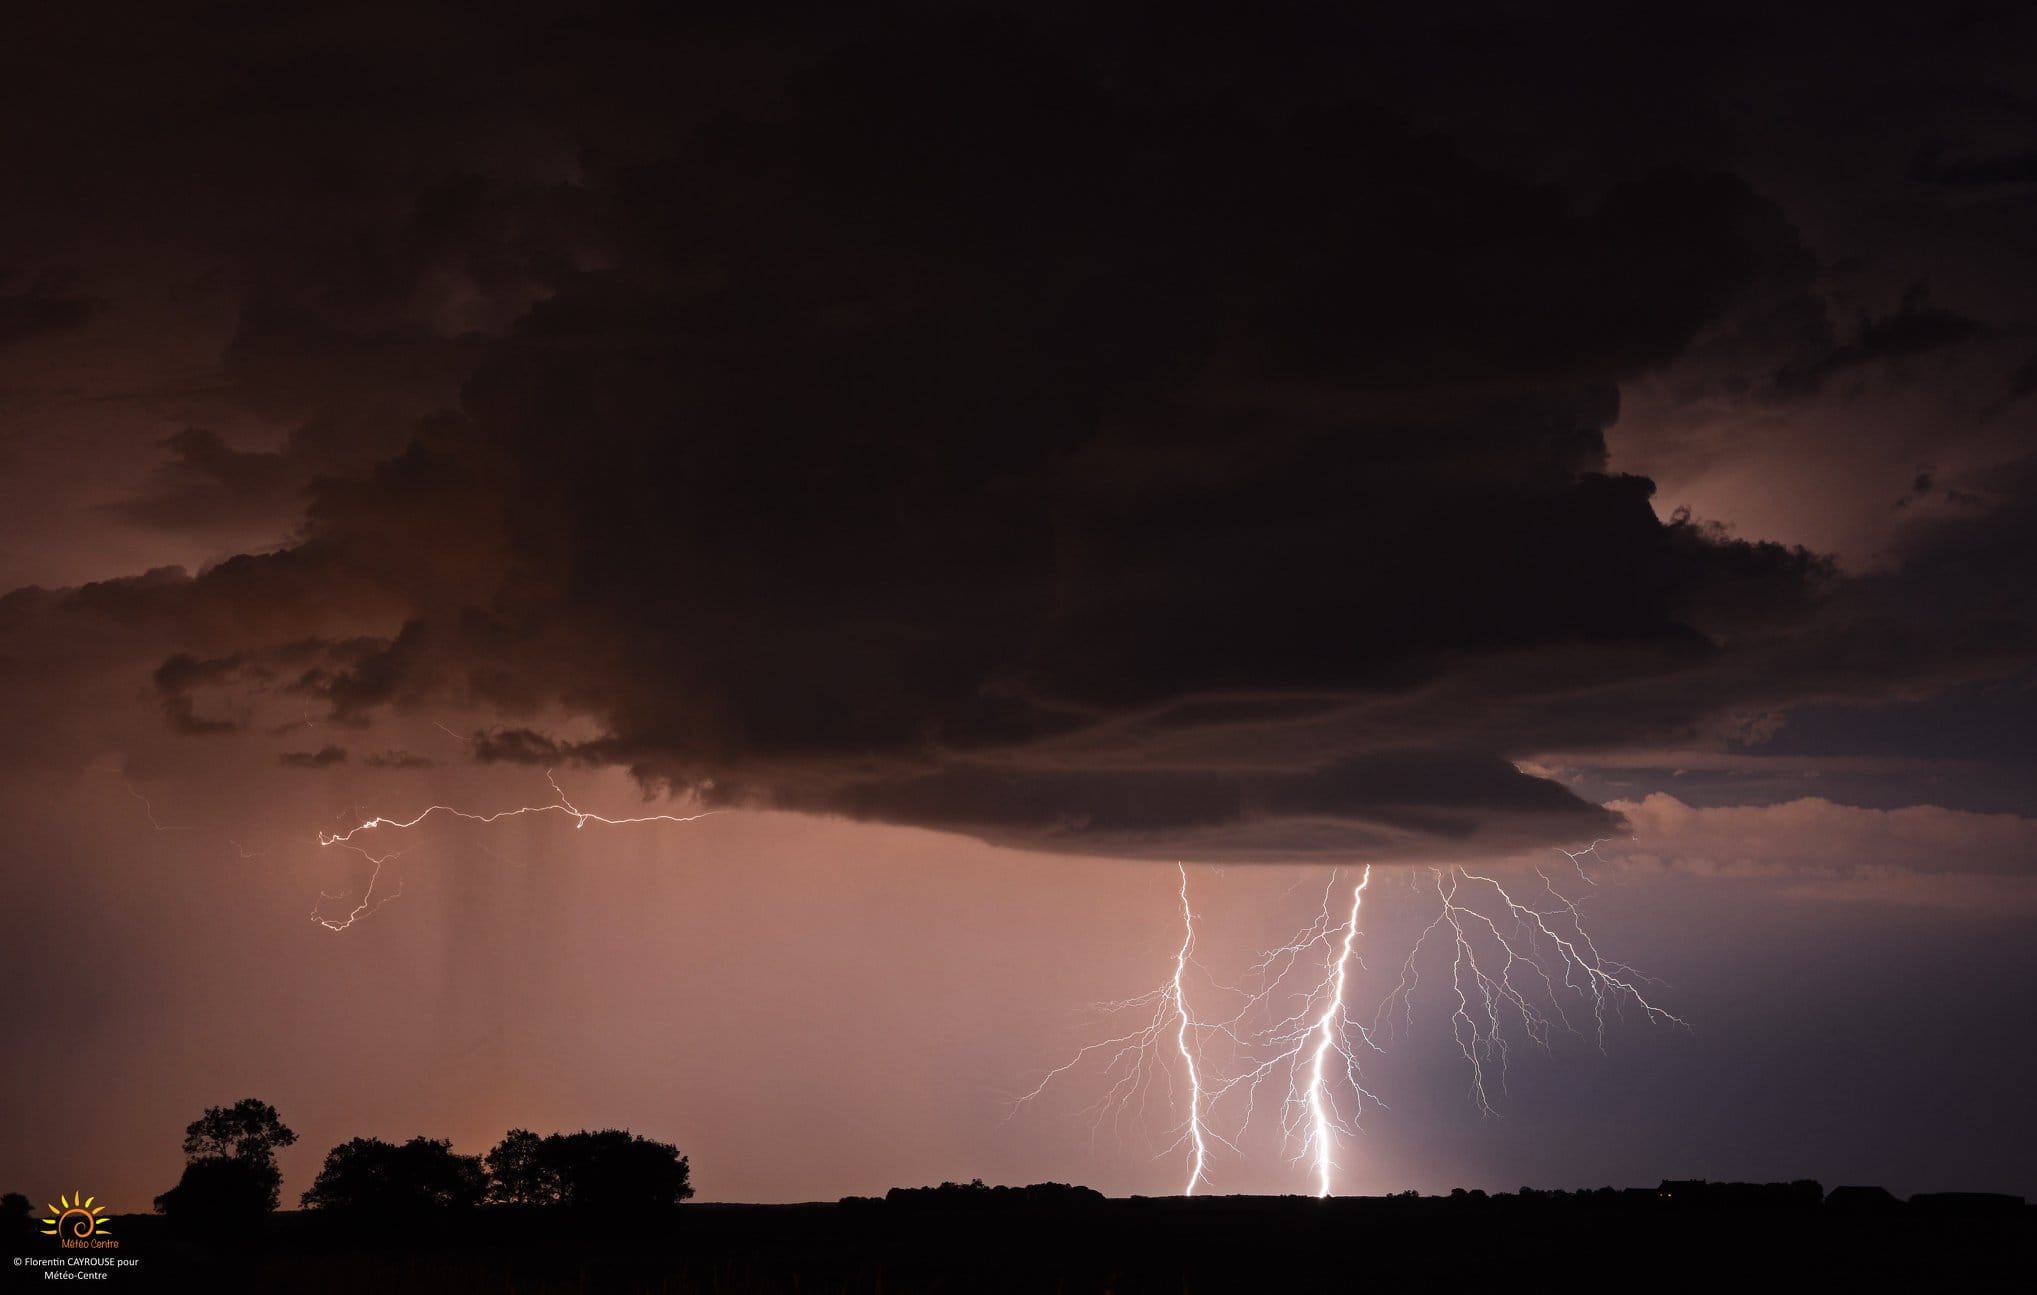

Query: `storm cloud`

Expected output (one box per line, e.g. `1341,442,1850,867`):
0,3,2031,861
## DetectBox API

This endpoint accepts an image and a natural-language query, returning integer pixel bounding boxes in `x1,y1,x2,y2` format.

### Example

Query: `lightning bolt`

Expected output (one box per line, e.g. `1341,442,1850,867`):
311,843,406,931
1302,864,1370,1196
1378,860,1685,1115
310,769,714,931
1204,866,1380,1197
1555,837,1628,886
1169,863,1211,1195
125,777,270,864
318,769,716,845
125,782,196,832
1011,862,1219,1195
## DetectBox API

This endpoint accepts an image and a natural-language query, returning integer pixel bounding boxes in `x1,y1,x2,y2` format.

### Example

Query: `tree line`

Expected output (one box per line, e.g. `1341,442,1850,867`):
143,1098,691,1229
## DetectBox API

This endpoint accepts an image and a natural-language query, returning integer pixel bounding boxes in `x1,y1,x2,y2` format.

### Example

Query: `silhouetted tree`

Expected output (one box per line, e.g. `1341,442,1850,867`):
154,1098,297,1231
485,1129,563,1205
153,1158,282,1226
482,1129,692,1210
181,1098,297,1163
549,1130,692,1210
2,1192,30,1243
301,1137,486,1215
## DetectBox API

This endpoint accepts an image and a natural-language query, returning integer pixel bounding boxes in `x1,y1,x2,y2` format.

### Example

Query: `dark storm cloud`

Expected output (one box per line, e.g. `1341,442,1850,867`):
279,745,348,769
0,269,104,347
111,429,300,533
2,3,2033,860
153,650,259,735
470,728,582,766
144,637,414,741
1547,442,2037,816
797,754,1622,861
1910,141,2037,187
86,22,1830,857
214,173,602,446
1772,285,1987,396
2010,352,2037,400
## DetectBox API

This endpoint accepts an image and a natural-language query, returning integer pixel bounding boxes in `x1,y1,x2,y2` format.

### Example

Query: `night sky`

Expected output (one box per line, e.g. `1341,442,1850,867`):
3,1,2034,1208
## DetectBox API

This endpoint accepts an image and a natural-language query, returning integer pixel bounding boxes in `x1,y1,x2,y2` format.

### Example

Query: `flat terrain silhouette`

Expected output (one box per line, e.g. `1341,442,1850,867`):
29,1179,2031,1293
13,1105,2026,1290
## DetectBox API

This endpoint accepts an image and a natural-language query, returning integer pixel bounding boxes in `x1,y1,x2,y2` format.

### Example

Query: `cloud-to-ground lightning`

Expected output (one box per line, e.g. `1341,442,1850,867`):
1302,865,1370,1196
1012,863,1220,1195
1022,848,1683,1195
1169,864,1212,1195
310,770,714,931
1199,865,1380,1196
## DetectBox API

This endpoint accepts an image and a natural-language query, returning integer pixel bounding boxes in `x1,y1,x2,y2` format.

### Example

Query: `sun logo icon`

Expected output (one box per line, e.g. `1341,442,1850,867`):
41,1192,112,1240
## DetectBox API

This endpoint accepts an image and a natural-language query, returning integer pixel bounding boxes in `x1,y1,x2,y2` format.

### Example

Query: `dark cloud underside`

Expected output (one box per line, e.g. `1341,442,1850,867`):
0,4,2032,858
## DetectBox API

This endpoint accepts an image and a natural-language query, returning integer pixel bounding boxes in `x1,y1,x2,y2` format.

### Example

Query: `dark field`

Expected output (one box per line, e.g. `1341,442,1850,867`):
36,1186,2032,1293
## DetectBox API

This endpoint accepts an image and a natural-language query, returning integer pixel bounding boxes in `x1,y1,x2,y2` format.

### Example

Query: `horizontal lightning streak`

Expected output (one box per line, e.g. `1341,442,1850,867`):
318,769,716,844
310,770,713,931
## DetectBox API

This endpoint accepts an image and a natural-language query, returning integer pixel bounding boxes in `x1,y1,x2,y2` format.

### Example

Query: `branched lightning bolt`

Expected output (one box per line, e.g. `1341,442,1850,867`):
1011,862,1218,1195
1302,864,1371,1196
1169,864,1211,1195
312,843,406,931
1555,837,1627,887
311,770,714,932
1205,866,1380,1197
1459,865,1684,1050
1378,861,1685,1115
